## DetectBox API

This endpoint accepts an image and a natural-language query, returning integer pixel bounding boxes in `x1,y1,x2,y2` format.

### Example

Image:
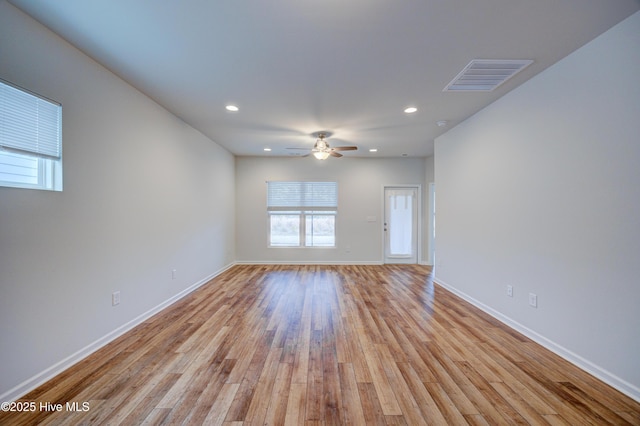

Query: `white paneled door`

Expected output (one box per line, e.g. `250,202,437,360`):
384,186,418,264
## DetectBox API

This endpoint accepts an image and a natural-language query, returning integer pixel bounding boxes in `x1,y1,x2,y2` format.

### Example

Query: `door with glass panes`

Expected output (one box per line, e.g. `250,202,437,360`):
384,187,418,264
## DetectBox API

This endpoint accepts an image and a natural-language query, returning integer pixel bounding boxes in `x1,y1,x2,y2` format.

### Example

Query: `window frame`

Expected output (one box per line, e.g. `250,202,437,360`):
268,209,337,248
0,150,60,191
267,181,337,248
0,79,62,191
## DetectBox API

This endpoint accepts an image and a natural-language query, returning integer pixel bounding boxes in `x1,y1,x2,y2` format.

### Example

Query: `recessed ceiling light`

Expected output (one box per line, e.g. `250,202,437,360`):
437,120,448,127
404,107,417,114
225,105,239,112
369,148,378,153
263,148,272,152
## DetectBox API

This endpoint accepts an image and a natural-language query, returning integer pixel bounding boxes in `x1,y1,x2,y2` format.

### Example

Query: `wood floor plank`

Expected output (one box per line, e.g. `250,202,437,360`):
322,312,344,425
181,358,237,424
541,413,575,426
415,342,480,416
224,319,268,384
395,362,449,425
305,329,324,422
341,297,373,384
224,329,276,422
202,383,239,425
243,346,283,425
284,382,307,426
375,343,428,425
155,326,232,410
263,362,293,426
423,381,470,425
2,264,639,426
338,362,367,426
490,381,553,426
356,326,403,416
357,382,387,426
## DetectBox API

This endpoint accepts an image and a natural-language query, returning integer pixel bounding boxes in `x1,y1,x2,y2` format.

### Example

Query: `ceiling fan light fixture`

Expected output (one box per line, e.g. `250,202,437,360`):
313,151,330,160
315,140,328,150
287,131,356,160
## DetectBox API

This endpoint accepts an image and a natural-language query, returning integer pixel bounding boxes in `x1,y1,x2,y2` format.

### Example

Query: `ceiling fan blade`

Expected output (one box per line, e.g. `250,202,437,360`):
286,147,311,150
331,146,358,151
329,151,343,158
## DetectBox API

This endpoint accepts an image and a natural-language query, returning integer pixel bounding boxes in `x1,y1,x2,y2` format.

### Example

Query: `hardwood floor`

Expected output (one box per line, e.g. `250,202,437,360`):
2,264,639,425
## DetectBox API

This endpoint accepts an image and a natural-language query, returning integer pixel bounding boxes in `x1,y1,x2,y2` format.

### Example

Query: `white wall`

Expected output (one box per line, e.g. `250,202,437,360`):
434,11,640,400
0,2,235,400
236,156,426,263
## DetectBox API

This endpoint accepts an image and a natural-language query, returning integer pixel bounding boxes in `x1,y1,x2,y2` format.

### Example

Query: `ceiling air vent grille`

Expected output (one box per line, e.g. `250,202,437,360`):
443,59,533,92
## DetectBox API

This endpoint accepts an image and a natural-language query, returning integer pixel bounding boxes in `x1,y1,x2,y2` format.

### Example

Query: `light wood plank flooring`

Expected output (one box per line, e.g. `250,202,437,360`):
2,264,639,425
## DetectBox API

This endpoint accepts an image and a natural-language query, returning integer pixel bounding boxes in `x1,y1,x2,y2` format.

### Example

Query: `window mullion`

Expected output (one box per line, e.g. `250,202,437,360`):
37,158,45,187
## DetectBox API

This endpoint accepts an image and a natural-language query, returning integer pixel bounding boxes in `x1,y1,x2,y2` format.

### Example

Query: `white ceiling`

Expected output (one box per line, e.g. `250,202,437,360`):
8,0,640,158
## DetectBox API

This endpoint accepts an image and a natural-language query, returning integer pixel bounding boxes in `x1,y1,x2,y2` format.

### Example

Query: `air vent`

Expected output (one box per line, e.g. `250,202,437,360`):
443,59,533,92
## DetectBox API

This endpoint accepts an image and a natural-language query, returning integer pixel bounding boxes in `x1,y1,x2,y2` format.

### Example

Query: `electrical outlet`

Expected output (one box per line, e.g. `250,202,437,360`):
506,285,513,297
172,269,177,280
528,293,537,308
112,291,121,306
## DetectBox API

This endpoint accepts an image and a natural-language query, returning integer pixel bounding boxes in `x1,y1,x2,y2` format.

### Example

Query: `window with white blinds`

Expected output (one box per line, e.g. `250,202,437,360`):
0,79,62,191
267,181,337,210
267,181,337,247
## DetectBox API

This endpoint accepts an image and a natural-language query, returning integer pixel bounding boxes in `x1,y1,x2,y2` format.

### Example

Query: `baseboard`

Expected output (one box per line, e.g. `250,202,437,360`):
0,262,236,403
235,260,384,265
434,275,640,403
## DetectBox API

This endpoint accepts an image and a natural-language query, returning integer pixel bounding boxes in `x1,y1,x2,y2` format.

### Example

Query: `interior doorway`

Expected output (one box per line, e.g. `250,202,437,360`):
384,186,419,264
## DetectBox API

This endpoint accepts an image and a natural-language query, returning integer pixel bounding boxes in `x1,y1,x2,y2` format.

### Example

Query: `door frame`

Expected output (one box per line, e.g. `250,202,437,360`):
428,182,436,266
382,184,422,264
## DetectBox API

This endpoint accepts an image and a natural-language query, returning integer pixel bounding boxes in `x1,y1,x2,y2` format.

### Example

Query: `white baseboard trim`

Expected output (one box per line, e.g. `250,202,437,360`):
0,262,236,403
235,260,384,265
434,275,640,403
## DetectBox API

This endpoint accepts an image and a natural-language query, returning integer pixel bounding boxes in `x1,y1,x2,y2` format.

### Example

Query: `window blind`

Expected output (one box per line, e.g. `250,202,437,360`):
0,80,62,159
267,181,337,210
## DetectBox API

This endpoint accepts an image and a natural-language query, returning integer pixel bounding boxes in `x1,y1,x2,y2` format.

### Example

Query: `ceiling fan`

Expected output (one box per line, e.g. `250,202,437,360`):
288,132,358,160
